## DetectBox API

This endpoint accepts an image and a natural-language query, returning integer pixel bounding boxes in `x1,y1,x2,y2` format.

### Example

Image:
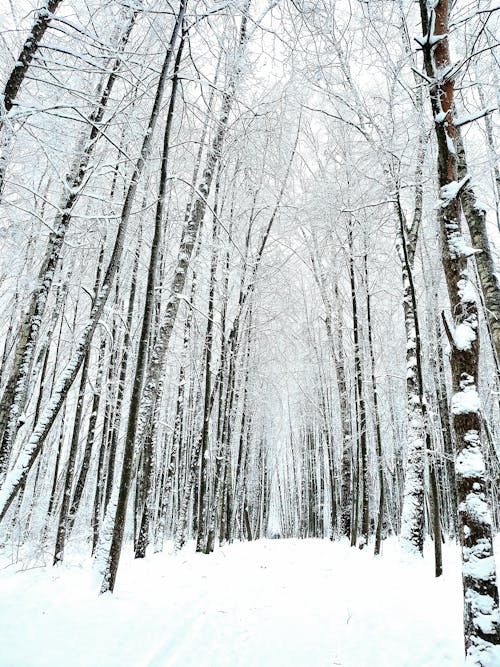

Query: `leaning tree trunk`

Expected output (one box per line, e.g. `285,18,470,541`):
0,0,64,196
1,1,63,120
418,1,500,662
53,248,104,564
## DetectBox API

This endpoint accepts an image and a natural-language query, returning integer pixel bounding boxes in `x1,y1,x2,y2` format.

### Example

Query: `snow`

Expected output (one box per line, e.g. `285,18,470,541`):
455,107,497,128
456,440,485,478
451,387,481,415
460,493,493,526
414,9,448,49
458,277,477,303
466,590,498,634
440,176,470,206
1,537,492,667
446,131,457,156
454,322,477,351
448,232,482,258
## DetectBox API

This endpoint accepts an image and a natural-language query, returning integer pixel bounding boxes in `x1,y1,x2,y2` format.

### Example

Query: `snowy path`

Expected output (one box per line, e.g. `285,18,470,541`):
0,538,472,666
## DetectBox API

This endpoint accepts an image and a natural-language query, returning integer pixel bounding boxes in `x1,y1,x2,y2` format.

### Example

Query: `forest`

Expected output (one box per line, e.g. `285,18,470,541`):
0,0,499,665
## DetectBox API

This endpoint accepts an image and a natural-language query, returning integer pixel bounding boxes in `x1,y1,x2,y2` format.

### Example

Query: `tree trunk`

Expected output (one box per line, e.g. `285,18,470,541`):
456,129,500,368
134,29,186,561
348,222,368,548
364,251,384,556
53,249,104,564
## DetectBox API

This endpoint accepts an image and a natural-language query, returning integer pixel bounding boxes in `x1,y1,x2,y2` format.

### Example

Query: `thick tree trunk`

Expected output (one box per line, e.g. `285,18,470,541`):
397,213,425,556
455,129,500,368
394,125,428,557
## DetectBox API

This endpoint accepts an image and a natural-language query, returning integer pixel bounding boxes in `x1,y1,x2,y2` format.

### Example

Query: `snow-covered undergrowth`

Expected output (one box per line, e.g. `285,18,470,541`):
1,537,499,666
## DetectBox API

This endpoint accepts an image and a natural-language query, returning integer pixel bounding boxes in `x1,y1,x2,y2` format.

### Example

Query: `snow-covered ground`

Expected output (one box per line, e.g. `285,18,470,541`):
0,537,497,667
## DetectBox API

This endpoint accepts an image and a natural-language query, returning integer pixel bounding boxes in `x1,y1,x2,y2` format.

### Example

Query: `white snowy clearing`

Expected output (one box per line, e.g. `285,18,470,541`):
1,537,499,667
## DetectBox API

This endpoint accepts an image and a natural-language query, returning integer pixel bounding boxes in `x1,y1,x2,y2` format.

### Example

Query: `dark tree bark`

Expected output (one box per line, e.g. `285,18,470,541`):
1,1,63,118
195,182,220,552
347,221,368,548
309,237,351,539
0,0,64,196
363,251,384,556
96,3,188,592
456,129,500,368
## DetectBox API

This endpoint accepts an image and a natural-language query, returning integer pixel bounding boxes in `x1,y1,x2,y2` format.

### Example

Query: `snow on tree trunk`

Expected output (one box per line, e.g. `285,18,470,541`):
398,218,425,557
455,128,500,368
